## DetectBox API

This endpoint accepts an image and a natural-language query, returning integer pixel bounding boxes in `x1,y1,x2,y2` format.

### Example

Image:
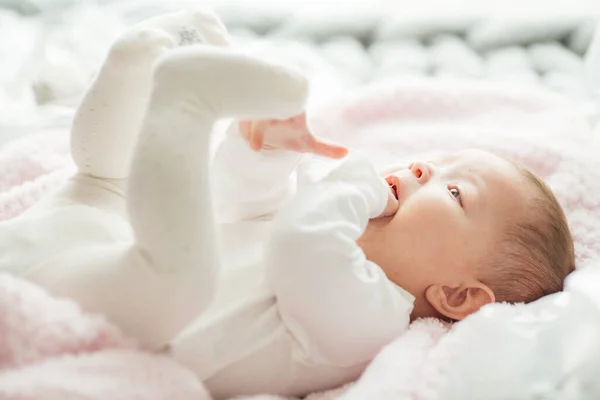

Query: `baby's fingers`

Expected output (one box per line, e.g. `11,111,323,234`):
249,122,266,152
309,139,348,159
239,120,252,141
378,188,400,218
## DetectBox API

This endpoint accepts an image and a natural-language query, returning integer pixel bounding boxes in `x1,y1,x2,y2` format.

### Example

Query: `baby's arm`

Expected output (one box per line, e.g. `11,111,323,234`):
212,114,347,222
211,119,304,223
265,152,414,367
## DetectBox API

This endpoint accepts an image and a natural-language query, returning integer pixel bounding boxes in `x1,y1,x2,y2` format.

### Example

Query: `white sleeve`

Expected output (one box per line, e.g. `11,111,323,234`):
265,152,415,367
211,121,303,223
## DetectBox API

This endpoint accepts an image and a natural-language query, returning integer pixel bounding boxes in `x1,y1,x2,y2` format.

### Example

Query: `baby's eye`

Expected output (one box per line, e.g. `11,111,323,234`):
449,186,463,206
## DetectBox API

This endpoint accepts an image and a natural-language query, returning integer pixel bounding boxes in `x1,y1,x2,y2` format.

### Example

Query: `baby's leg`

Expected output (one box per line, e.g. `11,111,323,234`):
70,9,230,183
127,46,308,284
40,9,232,220
30,47,308,351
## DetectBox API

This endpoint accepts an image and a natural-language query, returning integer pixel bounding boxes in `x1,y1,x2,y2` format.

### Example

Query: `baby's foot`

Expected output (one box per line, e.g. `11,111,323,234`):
71,8,231,180
150,47,308,120
108,8,230,66
136,8,230,47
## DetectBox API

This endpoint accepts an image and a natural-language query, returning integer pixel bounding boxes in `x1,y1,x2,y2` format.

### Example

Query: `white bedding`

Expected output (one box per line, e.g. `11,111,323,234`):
1,1,599,147
1,66,599,400
1,4,600,399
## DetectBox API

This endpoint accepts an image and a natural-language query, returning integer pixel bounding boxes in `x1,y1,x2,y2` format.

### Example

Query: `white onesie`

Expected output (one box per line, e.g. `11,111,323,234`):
169,124,414,398
0,9,413,400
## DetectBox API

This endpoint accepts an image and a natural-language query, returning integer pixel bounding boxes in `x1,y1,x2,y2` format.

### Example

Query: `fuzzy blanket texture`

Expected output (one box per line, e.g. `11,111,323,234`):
1,80,600,399
2,2,600,398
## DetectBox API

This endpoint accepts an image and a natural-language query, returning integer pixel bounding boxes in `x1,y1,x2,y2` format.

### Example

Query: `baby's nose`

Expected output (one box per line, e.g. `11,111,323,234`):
409,161,434,183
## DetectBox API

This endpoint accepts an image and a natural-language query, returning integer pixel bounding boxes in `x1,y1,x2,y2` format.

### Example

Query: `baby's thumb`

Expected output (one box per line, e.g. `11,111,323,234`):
379,189,400,218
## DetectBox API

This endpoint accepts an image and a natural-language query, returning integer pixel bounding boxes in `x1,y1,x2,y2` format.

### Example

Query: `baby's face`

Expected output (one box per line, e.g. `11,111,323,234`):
361,149,530,310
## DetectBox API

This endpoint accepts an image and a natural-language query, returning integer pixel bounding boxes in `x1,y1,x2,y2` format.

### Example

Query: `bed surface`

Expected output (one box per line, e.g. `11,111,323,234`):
1,0,598,147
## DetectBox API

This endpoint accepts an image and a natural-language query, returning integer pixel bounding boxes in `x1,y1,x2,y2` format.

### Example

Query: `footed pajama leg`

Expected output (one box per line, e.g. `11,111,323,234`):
25,43,307,351
70,8,230,181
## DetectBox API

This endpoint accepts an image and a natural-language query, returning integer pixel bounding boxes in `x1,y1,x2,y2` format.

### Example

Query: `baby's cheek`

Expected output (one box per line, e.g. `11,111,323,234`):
400,192,451,223
397,198,464,248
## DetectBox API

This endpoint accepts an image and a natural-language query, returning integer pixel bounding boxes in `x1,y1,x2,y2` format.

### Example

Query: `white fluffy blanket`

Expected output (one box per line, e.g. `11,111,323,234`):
1,80,600,399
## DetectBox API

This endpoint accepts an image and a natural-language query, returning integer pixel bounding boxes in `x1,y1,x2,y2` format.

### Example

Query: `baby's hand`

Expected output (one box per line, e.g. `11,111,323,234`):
239,113,348,159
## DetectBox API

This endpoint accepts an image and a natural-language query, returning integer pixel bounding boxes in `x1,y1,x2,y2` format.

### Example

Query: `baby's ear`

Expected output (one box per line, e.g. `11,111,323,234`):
425,282,495,321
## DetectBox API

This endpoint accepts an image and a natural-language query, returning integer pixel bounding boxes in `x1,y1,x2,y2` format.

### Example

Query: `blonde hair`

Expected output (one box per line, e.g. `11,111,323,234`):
481,164,576,303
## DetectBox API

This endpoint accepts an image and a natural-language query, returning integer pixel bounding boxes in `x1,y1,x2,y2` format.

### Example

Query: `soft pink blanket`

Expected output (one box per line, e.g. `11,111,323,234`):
1,80,598,399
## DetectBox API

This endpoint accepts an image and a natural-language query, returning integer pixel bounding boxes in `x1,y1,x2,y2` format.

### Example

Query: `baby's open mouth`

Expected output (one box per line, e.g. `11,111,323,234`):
385,176,400,200
390,183,398,200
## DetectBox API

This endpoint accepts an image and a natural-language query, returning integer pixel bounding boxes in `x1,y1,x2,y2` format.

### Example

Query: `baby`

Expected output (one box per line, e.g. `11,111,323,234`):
0,9,575,400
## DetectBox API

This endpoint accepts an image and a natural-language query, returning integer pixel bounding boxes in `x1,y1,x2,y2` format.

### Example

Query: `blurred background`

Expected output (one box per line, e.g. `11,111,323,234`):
1,0,599,146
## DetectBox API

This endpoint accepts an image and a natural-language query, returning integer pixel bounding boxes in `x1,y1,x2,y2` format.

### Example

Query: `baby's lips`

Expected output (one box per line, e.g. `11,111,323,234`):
385,175,401,199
